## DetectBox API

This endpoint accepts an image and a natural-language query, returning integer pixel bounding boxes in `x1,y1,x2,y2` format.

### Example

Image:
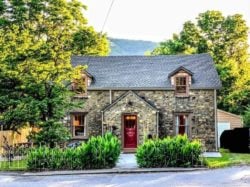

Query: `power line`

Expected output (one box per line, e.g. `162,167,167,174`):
101,0,115,33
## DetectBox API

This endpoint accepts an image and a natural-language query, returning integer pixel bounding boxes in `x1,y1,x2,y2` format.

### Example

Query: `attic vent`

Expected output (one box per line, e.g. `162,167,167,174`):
128,101,133,106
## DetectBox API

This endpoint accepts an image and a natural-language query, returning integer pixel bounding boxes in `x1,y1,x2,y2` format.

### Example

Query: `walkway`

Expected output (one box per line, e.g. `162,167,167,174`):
115,154,138,169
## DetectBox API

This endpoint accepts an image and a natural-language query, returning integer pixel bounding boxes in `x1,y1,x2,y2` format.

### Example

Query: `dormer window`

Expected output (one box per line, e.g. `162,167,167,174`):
175,76,188,94
71,71,93,96
169,66,193,97
72,76,87,94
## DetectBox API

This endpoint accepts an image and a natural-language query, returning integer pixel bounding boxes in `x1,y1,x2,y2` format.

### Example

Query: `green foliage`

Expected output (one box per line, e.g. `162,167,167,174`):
27,133,121,170
72,27,110,56
30,120,71,148
136,135,202,168
82,132,121,169
206,150,250,168
0,159,27,171
27,146,53,170
0,1,109,141
152,10,250,116
243,106,250,127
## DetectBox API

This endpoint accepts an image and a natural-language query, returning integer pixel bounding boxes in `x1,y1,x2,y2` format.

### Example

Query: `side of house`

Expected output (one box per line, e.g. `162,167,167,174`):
217,109,243,147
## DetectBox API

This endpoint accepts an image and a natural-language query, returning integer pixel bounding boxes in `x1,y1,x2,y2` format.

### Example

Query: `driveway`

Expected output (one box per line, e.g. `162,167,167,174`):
0,166,250,187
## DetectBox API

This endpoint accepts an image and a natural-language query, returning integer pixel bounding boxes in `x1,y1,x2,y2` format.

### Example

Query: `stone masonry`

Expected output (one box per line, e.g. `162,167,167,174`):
103,91,158,147
76,89,216,151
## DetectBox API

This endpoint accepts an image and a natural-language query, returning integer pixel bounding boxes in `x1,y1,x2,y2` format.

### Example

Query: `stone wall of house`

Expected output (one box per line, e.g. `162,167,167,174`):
135,90,216,151
77,89,216,151
72,91,110,137
103,91,158,146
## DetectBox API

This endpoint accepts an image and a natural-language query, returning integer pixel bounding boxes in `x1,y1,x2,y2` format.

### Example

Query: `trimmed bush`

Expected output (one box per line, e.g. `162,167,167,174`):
27,133,121,170
82,132,121,169
136,135,202,168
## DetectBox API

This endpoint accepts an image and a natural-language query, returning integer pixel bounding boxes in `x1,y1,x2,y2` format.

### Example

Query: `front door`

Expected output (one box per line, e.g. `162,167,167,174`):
123,115,137,148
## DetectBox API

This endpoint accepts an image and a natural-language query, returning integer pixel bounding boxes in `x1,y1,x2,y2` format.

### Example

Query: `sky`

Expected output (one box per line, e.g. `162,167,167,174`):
83,0,250,42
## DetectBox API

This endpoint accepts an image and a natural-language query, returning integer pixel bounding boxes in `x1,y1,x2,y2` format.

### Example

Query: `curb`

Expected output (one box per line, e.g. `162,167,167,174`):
21,167,208,176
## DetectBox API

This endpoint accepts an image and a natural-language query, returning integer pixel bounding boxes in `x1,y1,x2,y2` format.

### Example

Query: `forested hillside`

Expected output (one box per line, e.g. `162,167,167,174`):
109,38,157,56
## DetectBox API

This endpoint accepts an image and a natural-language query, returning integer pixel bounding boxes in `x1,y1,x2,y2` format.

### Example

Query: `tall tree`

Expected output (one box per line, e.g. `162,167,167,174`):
0,0,109,144
152,11,250,121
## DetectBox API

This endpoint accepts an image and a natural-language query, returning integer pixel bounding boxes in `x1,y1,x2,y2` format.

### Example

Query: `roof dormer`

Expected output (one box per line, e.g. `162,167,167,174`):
83,70,93,87
72,70,93,96
168,66,193,97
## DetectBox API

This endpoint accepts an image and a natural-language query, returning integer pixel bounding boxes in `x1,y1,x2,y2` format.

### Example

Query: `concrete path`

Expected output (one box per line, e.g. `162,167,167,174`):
0,166,249,187
202,152,222,158
115,154,138,169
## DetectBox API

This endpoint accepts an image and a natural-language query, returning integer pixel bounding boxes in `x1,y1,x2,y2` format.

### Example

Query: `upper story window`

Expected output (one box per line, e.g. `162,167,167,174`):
175,76,188,95
71,71,93,96
72,77,87,94
169,66,193,97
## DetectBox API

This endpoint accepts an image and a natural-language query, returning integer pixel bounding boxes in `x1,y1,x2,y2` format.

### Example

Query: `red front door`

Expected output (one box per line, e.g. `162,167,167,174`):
124,115,137,148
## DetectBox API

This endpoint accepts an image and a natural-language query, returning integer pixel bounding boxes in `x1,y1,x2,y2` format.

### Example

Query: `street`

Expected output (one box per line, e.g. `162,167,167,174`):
0,166,250,187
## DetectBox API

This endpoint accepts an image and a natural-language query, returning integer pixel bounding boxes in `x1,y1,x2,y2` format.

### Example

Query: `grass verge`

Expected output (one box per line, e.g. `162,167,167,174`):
206,150,250,168
0,159,27,171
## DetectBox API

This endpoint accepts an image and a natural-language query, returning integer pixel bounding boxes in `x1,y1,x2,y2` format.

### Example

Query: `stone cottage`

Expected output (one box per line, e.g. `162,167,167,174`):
69,53,221,152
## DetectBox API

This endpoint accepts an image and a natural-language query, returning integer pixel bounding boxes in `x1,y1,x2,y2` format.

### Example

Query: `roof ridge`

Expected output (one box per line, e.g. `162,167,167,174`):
71,53,210,58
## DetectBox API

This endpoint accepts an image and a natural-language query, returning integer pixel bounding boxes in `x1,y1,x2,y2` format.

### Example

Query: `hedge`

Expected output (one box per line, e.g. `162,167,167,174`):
27,133,121,170
136,135,202,168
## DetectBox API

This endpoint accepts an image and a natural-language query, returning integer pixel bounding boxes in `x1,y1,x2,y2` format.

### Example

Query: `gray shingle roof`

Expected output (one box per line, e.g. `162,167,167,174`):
71,53,221,90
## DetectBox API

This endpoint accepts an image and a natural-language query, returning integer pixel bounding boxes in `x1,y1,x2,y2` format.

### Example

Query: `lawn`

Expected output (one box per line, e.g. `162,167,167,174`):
206,150,250,168
0,159,27,171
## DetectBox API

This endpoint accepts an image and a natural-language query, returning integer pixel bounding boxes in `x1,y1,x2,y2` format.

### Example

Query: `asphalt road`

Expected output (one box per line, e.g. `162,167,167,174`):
0,166,250,187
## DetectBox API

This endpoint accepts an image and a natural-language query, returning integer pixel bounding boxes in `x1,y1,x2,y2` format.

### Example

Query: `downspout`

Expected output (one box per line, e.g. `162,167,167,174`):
109,90,112,104
214,89,218,151
156,111,159,138
103,90,112,136
101,111,104,136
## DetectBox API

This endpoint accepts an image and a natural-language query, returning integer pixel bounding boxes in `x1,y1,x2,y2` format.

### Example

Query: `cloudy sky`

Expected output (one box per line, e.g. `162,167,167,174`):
83,0,250,42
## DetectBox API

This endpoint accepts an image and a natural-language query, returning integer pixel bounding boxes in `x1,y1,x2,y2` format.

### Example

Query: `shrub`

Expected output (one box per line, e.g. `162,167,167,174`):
27,146,53,170
136,135,202,168
29,120,71,148
81,132,121,169
27,133,121,170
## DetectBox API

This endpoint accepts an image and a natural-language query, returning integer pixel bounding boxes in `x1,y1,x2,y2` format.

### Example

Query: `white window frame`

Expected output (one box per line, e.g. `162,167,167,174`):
71,113,87,137
175,114,190,136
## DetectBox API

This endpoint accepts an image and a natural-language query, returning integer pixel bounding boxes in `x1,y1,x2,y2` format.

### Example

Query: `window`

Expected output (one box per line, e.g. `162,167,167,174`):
72,77,87,95
175,114,189,135
175,76,188,95
71,113,86,137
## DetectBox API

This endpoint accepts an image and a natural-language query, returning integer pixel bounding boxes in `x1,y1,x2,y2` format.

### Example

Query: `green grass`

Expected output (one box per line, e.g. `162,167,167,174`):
0,159,27,171
206,149,250,168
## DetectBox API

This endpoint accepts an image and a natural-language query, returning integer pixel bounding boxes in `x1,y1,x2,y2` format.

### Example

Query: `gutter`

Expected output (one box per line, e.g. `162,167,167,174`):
87,87,220,91
109,90,112,104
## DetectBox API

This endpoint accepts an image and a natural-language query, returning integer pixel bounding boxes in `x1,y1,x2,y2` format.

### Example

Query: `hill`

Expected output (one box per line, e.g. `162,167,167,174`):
109,38,158,56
